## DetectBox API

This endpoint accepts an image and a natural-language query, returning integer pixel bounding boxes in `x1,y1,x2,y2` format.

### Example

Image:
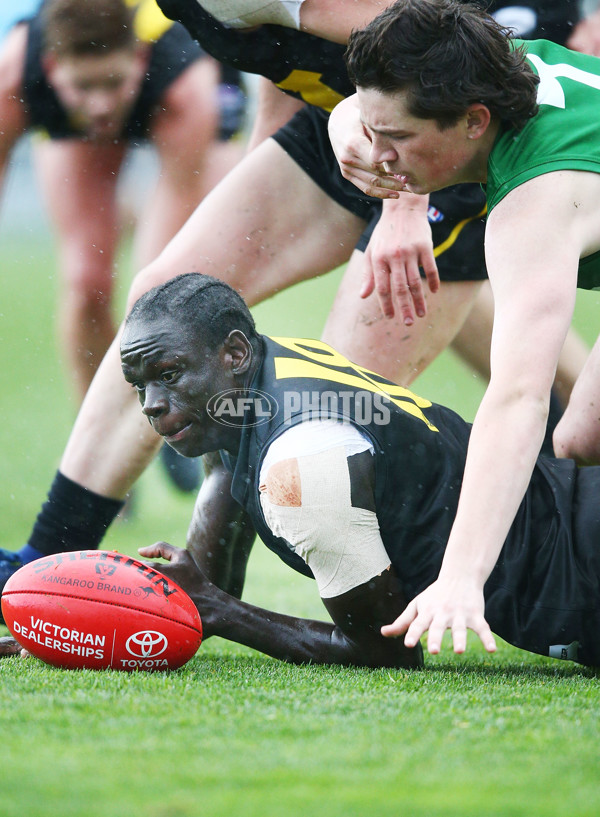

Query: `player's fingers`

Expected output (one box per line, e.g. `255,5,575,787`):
0,636,22,658
360,173,401,199
474,619,497,653
380,600,418,638
403,612,432,649
138,541,175,561
360,252,376,299
421,252,440,294
392,278,416,327
402,259,427,319
372,263,396,319
451,618,467,654
425,616,450,654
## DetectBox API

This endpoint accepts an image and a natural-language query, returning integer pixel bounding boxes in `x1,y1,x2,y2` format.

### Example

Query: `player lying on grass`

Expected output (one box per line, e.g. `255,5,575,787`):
0,0,590,592
126,274,600,668
3,273,599,666
23,273,580,668
326,0,600,657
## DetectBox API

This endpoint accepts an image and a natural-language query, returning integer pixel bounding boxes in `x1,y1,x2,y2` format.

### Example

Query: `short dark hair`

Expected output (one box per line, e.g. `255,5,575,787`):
42,0,136,57
345,0,539,130
126,273,261,352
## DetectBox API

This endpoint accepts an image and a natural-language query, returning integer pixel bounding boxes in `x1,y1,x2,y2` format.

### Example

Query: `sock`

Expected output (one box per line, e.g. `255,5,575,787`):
27,471,125,557
16,544,44,564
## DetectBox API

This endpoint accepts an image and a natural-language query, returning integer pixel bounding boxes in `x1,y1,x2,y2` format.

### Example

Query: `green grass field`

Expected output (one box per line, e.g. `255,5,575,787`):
1,230,599,817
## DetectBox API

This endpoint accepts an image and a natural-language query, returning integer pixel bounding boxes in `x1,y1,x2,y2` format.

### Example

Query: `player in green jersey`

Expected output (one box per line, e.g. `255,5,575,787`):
330,0,600,657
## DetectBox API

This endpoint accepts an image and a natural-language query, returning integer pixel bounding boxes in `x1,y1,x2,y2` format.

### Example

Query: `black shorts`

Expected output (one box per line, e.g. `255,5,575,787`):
272,105,487,282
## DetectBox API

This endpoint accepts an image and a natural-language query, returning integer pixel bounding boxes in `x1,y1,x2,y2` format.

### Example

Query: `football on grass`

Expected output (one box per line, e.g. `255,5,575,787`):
1,550,202,672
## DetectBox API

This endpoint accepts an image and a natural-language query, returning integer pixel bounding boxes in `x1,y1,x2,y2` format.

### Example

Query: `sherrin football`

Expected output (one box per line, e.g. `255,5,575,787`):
1,550,202,672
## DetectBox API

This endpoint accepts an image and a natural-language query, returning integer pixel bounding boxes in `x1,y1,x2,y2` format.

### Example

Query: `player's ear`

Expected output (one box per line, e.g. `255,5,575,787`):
225,330,253,375
465,103,492,140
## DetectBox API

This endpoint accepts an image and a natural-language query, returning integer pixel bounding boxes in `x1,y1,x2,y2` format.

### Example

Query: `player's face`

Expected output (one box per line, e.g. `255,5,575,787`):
357,87,488,194
120,317,245,458
44,48,147,140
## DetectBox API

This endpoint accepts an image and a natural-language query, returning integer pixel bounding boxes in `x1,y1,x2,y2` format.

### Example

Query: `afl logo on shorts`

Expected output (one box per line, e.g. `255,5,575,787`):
427,206,444,223
207,388,279,427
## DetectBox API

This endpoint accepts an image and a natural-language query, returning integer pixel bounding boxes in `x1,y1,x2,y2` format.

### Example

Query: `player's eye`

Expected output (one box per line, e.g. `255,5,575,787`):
129,381,146,393
160,371,179,385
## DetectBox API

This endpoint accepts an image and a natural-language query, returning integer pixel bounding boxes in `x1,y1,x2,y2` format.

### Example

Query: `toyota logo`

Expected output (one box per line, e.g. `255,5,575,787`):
126,630,168,658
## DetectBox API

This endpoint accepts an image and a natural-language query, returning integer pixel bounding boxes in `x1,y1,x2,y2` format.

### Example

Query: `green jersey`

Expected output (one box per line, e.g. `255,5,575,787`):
486,39,600,288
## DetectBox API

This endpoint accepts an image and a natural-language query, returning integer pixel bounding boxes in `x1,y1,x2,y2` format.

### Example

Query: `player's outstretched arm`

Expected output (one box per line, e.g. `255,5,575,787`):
191,0,395,43
139,542,422,668
185,452,256,599
382,173,586,655
299,0,396,42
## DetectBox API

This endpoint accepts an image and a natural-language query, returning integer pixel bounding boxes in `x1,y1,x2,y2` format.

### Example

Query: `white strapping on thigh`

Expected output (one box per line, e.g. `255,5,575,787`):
260,446,390,598
198,0,305,29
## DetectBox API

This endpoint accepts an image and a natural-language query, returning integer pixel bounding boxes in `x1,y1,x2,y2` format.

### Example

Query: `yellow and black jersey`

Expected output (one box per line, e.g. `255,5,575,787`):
157,0,351,112
23,1,205,140
228,337,600,667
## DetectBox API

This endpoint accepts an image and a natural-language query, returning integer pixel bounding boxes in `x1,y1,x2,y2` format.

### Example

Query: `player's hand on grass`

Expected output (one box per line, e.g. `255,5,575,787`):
380,577,497,655
0,635,26,658
328,95,406,200
363,198,439,322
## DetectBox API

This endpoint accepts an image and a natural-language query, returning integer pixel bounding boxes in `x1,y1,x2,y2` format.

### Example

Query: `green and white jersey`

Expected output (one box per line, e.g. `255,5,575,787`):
486,39,600,287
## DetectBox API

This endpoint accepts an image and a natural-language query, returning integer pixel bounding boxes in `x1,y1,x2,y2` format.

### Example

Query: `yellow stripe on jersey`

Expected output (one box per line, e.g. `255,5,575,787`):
124,0,172,42
270,337,439,431
276,70,345,112
433,204,487,258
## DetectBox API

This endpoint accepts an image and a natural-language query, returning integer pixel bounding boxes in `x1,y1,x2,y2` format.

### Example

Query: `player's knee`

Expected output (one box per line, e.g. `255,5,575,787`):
127,260,184,311
262,459,301,507
63,265,113,312
553,417,600,465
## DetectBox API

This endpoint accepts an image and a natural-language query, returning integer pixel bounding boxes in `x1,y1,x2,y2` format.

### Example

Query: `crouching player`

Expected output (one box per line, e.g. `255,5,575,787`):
121,274,599,669
5,273,600,667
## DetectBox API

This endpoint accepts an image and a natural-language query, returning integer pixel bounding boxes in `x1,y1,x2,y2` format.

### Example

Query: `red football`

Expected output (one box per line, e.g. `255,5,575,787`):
1,550,202,672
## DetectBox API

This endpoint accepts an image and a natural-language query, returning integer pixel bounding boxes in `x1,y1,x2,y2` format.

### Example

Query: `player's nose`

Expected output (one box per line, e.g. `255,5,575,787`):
369,134,397,166
142,383,168,418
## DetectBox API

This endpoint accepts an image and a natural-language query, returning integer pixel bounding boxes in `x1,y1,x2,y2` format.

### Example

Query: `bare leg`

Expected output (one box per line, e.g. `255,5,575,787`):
322,249,482,385
33,139,125,399
553,333,600,464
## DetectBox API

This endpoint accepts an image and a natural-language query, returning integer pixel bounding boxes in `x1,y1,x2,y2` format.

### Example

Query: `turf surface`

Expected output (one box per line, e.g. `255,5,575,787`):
1,229,599,816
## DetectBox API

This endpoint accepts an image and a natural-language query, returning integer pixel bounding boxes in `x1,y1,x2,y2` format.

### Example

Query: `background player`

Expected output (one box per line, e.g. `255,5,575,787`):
0,0,246,490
